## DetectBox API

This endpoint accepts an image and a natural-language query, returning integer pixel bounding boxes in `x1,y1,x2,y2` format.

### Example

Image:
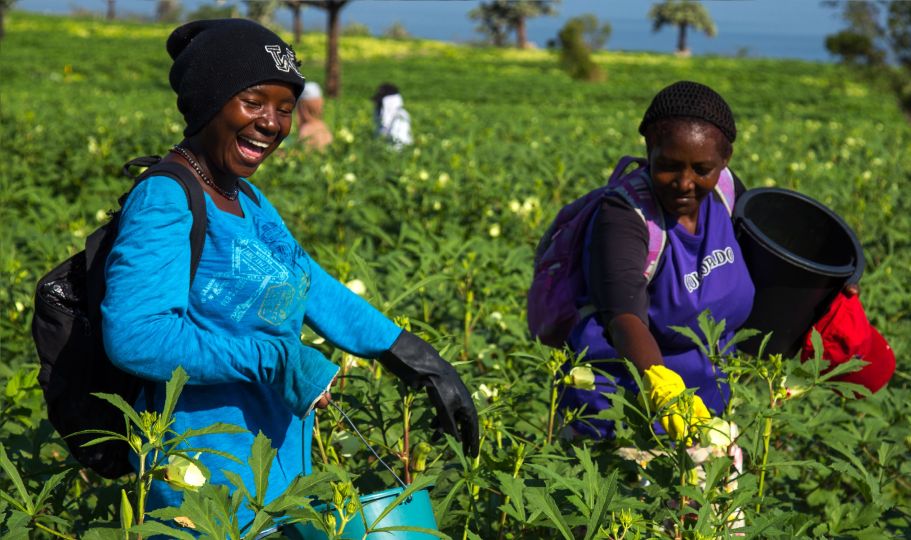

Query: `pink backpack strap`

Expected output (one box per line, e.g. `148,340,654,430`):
609,162,667,284
714,167,736,216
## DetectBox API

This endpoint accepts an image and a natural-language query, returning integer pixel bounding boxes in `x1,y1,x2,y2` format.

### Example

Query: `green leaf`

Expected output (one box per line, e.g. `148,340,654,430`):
32,470,68,510
525,463,583,501
3,509,32,537
249,431,277,507
701,456,732,494
525,488,574,540
493,472,526,522
82,524,124,540
669,322,710,357
0,489,30,513
382,274,446,312
76,434,130,448
171,446,244,465
222,469,251,502
160,366,190,427
90,392,144,429
368,475,436,530
130,521,197,540
434,478,465,523
169,422,248,445
370,525,451,539
720,327,762,355
0,444,33,514
582,470,618,540
120,489,134,532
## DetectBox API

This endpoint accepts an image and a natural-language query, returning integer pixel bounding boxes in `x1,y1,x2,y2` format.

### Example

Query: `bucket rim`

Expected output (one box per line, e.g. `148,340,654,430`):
311,485,433,511
357,485,432,504
733,187,864,281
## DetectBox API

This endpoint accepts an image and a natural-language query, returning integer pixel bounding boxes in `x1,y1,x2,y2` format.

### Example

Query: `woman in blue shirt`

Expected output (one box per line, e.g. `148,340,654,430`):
101,18,477,522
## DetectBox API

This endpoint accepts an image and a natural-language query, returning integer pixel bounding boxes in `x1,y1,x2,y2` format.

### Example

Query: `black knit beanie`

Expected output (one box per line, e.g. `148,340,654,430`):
167,18,305,137
638,81,736,143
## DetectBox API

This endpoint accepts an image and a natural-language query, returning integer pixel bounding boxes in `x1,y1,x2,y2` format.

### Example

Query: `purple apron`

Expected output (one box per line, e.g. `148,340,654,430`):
561,191,755,438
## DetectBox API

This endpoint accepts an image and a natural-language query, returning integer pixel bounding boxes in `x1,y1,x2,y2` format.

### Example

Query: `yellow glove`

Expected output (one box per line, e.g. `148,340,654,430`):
640,365,711,443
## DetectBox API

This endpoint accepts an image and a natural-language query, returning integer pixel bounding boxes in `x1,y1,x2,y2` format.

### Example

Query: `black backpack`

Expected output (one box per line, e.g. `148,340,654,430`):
32,156,259,478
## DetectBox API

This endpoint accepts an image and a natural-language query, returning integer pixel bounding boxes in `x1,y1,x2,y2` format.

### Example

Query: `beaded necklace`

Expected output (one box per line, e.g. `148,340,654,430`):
170,145,239,201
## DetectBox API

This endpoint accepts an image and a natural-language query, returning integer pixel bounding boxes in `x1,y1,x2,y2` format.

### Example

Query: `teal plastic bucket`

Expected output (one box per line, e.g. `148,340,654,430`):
283,486,438,539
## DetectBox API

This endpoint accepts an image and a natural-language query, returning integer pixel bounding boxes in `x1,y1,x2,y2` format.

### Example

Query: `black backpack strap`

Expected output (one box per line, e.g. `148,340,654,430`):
121,155,163,179
238,179,260,207
122,156,208,282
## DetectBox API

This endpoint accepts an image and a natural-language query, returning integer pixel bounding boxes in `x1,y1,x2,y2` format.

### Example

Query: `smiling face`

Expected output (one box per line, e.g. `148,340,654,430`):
645,118,732,225
191,81,297,180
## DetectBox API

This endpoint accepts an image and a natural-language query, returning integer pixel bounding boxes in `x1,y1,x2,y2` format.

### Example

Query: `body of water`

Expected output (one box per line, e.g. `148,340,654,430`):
18,0,845,62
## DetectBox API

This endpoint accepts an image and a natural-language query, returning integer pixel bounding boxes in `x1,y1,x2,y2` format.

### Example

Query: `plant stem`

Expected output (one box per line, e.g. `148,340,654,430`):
33,521,77,540
462,288,473,363
546,379,559,445
314,414,329,466
136,450,147,530
497,447,525,540
756,415,773,513
402,393,412,484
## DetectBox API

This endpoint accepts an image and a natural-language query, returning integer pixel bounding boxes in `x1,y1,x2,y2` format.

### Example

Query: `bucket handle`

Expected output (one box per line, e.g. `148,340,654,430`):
328,400,409,491
251,402,410,540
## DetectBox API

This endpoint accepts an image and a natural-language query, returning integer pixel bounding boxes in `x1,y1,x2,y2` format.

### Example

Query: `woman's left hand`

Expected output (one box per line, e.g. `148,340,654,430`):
378,331,480,457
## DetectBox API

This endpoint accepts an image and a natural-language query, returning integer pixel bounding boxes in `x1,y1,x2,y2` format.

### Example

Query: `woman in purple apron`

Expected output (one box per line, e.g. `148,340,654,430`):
561,81,755,440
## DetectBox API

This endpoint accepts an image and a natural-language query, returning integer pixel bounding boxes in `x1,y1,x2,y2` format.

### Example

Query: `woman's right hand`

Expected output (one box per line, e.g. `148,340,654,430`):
313,376,337,409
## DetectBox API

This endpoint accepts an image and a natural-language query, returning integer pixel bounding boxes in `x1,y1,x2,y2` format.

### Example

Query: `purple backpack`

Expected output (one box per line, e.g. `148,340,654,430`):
527,156,736,347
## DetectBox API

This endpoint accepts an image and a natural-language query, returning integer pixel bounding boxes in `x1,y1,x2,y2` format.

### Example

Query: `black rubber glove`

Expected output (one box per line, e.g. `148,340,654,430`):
378,330,480,457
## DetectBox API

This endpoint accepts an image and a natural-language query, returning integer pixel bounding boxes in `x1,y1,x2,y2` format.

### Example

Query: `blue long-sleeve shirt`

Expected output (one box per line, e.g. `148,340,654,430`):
101,175,401,522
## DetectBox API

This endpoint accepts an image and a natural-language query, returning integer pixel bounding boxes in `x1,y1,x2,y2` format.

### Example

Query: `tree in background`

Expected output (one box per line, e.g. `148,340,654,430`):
301,0,350,98
888,1,911,71
823,1,886,66
557,17,603,81
156,0,180,23
384,21,410,40
188,2,239,19
648,0,716,56
572,13,612,51
887,2,911,110
470,0,560,49
244,0,280,26
823,1,911,114
284,0,307,44
0,0,16,39
106,0,115,20
469,1,511,47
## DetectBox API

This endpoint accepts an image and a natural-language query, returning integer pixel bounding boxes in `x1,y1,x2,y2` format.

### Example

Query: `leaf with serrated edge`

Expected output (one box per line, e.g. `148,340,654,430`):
160,366,189,428
90,392,144,429
371,525,451,539
0,444,33,514
249,431,277,507
525,488,574,540
130,521,196,540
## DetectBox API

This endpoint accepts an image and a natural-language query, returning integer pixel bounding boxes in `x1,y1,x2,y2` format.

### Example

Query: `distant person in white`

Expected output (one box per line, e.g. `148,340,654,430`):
296,81,333,152
372,83,412,148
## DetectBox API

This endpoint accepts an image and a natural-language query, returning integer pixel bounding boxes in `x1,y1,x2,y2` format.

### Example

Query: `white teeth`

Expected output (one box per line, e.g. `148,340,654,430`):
239,136,269,149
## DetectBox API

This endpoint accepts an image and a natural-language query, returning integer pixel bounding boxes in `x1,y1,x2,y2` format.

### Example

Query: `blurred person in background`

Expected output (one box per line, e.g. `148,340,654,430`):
373,82,412,148
296,81,333,151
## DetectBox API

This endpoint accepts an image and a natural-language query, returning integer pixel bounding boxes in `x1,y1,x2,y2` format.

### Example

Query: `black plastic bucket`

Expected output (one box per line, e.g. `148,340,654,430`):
733,188,864,357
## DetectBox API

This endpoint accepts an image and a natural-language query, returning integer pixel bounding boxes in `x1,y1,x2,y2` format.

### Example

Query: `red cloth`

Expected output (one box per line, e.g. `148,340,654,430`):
801,292,895,393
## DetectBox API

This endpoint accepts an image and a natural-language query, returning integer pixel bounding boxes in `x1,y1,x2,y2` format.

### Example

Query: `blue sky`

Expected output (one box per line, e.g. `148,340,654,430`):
17,0,847,61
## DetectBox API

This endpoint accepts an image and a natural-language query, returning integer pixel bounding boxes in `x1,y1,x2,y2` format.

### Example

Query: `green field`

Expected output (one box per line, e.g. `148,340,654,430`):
1,12,910,539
